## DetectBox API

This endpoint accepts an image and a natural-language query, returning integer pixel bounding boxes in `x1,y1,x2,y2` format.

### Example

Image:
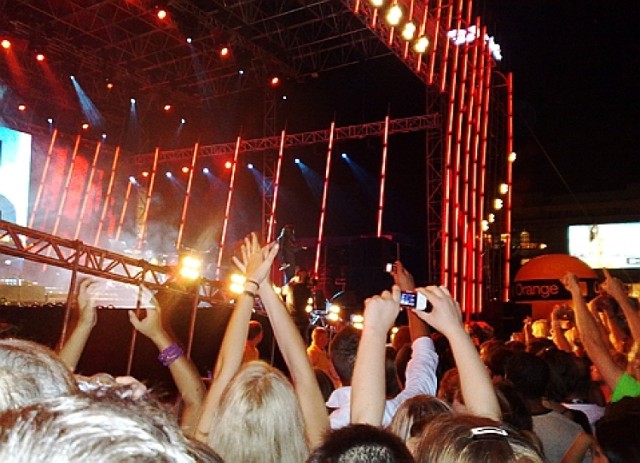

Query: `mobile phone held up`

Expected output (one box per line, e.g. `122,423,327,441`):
385,263,397,273
400,291,430,312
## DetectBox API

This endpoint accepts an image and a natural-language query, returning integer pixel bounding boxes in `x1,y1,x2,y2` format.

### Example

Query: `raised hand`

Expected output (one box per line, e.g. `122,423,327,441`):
602,269,627,301
562,272,581,295
76,278,98,329
363,286,401,334
411,286,463,337
390,261,415,291
231,233,279,286
128,294,165,343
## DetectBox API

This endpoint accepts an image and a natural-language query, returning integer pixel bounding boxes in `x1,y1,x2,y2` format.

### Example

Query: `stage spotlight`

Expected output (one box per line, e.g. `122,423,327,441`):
401,22,417,41
156,9,168,20
488,213,495,223
508,151,517,162
282,95,287,100
35,53,45,62
180,118,186,124
179,255,202,281
238,69,245,75
499,183,509,195
294,158,301,164
341,153,348,159
186,37,192,44
17,104,26,112
106,82,114,90
70,75,76,80
220,47,230,58
202,167,210,174
47,118,53,124
493,198,504,210
1,39,10,49
224,161,232,169
130,98,136,104
369,0,385,6
142,171,149,178
166,171,173,178
247,163,254,169
129,176,137,184
385,5,403,26
481,220,489,232
413,36,430,53
229,273,246,294
181,166,189,174
270,76,280,87
82,123,89,130
163,104,172,111
101,133,107,140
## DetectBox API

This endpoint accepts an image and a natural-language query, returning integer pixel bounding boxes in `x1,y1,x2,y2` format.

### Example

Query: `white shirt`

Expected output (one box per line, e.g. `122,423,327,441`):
326,336,439,429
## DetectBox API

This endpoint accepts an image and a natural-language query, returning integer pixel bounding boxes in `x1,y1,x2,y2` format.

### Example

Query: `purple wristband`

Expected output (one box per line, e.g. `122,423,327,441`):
158,343,184,367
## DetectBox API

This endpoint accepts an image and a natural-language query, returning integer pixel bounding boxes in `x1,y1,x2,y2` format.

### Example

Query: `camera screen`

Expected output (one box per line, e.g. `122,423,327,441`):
400,291,417,307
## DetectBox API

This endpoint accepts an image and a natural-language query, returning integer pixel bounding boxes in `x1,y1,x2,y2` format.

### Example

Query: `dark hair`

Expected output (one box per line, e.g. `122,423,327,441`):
484,347,514,378
537,348,579,402
505,352,550,400
596,396,640,463
307,423,414,462
329,326,361,386
313,369,335,403
247,320,263,341
494,380,533,431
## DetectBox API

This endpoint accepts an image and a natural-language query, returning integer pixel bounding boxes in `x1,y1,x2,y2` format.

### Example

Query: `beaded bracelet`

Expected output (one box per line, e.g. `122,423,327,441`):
158,343,184,367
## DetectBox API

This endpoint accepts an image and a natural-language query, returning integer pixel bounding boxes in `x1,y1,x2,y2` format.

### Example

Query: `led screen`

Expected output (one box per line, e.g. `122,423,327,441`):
568,223,640,269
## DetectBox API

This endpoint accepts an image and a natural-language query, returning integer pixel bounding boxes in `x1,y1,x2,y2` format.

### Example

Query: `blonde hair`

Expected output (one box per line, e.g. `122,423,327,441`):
387,394,452,443
207,361,308,463
414,414,544,463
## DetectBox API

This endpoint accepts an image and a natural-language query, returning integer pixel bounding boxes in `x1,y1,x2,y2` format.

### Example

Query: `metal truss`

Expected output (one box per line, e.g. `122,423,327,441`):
127,113,440,166
0,220,218,301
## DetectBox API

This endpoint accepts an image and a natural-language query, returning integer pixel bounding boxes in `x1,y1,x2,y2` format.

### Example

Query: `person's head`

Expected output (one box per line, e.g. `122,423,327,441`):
0,393,222,462
387,394,453,444
329,326,361,386
307,423,414,463
537,348,579,402
483,347,514,380
437,367,462,409
414,414,544,463
531,319,550,339
313,368,335,403
311,327,330,350
247,320,263,347
0,338,78,411
207,361,308,463
494,380,533,432
505,351,550,401
595,396,640,463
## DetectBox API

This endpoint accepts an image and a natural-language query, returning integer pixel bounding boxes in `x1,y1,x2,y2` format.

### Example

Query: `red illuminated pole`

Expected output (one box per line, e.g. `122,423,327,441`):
95,147,121,246
136,148,160,250
427,0,443,86
176,143,200,251
52,135,81,237
74,141,102,240
439,0,456,93
29,129,58,229
504,72,514,302
115,179,133,242
416,2,429,72
314,121,336,276
266,129,286,243
216,136,242,279
376,115,390,238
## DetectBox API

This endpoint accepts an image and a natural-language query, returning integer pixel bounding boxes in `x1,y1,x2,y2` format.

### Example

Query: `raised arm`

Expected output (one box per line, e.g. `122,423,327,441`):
550,305,574,353
603,269,640,343
196,233,276,441
251,252,329,447
58,279,98,371
350,286,401,426
563,272,624,392
128,299,205,437
391,261,429,341
412,286,501,421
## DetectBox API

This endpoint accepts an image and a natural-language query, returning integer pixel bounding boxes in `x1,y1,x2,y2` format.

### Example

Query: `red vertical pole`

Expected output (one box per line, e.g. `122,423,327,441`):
29,128,58,229
52,134,81,237
216,136,242,279
136,147,160,250
314,121,336,276
266,129,286,243
115,179,133,243
95,146,121,246
74,141,102,240
504,72,514,302
376,115,390,238
427,0,443,86
176,143,200,251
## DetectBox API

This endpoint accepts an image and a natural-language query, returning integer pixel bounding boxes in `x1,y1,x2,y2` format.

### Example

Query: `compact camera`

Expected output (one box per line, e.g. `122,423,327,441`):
385,263,397,273
399,291,430,312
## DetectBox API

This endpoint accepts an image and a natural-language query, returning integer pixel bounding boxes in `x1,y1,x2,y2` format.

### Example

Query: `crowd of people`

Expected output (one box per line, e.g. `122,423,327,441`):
0,232,638,462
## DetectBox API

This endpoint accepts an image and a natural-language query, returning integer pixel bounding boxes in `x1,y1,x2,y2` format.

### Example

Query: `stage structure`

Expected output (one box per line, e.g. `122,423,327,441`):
1,0,514,314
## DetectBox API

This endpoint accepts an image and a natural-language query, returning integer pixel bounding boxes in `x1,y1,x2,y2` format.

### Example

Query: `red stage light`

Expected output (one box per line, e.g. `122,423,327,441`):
157,9,167,20
220,47,230,57
181,166,189,174
142,171,149,178
270,76,280,87
36,53,45,62
224,161,232,169
1,39,10,50
17,104,26,112
163,104,172,111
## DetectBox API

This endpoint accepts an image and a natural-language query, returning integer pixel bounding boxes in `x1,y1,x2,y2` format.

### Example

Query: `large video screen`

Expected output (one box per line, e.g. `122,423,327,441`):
568,222,640,269
0,126,32,226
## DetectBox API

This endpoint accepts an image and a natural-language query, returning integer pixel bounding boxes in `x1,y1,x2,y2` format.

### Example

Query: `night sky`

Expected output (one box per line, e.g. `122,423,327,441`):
479,0,640,195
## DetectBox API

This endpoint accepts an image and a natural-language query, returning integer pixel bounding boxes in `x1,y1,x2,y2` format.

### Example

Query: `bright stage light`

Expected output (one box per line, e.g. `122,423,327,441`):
101,133,107,140
181,166,189,174
341,153,348,159
413,36,430,53
82,123,89,130
270,76,280,87
166,171,173,178
130,98,136,104
180,118,186,124
224,161,232,169
385,5,403,26
129,176,137,184
179,255,202,281
247,163,254,170
282,95,287,100
17,104,26,112
186,37,192,44
220,47,230,57
157,9,168,20
70,75,76,80
142,171,149,178
202,167,210,174
229,273,246,294
488,213,495,223
494,198,504,210
508,151,517,162
106,82,114,90
35,53,45,62
294,158,301,164
401,22,417,41
47,118,53,124
369,0,384,7
163,104,172,111
1,39,10,49
238,69,244,75
481,220,489,231
499,183,509,195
